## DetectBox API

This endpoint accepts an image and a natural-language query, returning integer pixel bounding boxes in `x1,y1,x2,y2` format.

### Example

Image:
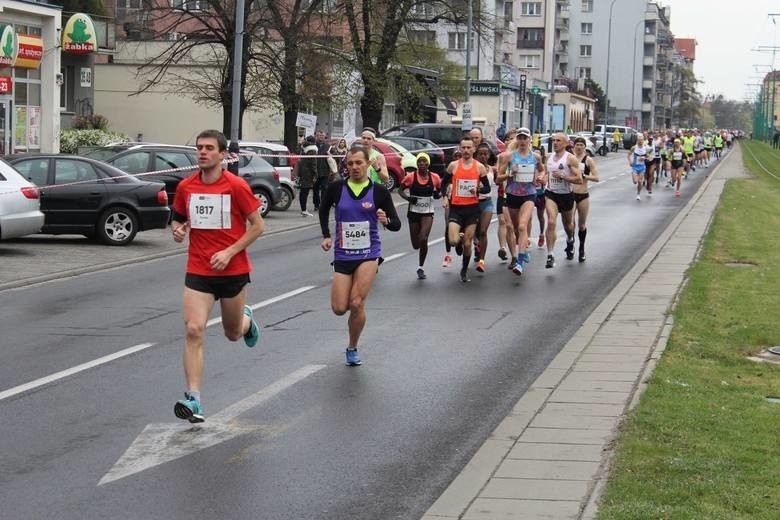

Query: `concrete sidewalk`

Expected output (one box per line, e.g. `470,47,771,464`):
422,145,748,520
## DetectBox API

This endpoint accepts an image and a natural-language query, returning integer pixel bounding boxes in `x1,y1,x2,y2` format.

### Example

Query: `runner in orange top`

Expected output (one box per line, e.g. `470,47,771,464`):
441,136,491,282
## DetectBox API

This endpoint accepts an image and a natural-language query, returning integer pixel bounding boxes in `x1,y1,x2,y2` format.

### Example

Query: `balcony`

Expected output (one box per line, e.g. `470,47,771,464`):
518,39,545,49
642,102,652,112
643,56,655,66
644,33,656,44
642,79,653,89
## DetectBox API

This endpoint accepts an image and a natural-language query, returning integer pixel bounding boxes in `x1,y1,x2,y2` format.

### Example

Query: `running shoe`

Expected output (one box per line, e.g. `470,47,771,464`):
243,305,260,347
675,190,680,197
345,348,362,366
300,210,314,217
522,251,531,263
460,268,471,283
647,190,653,196
174,393,204,423
537,235,545,248
512,258,523,276
497,247,508,261
526,239,532,248
442,254,453,268
508,257,517,271
578,249,586,263
636,195,641,201
565,240,575,261
416,268,427,280
545,254,555,269
475,259,486,273
455,233,464,256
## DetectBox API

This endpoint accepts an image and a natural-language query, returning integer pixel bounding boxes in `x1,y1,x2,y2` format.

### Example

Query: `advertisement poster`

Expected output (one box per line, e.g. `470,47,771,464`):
15,106,26,148
27,106,40,148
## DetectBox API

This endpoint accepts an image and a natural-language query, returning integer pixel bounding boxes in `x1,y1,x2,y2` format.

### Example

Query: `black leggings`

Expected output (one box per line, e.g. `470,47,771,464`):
299,187,311,211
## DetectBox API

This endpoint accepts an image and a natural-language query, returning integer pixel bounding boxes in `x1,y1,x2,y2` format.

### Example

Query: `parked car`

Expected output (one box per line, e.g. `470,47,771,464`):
576,132,608,156
7,154,170,245
238,141,295,211
381,136,447,175
593,125,638,150
381,123,499,163
370,140,404,191
0,159,44,240
83,143,283,217
566,135,597,157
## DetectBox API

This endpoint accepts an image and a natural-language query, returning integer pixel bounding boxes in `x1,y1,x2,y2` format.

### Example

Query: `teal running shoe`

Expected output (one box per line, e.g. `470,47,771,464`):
174,393,204,423
243,305,260,348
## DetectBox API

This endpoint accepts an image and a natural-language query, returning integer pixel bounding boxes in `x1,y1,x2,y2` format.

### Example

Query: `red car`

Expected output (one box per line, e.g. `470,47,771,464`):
371,140,404,191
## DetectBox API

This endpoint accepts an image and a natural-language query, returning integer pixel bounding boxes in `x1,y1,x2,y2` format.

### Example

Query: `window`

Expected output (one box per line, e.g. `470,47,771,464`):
520,54,540,68
155,151,195,171
13,159,49,186
171,0,206,11
520,2,542,16
579,67,591,79
580,45,592,57
581,22,592,34
54,160,99,184
116,0,142,21
581,0,593,12
408,30,436,44
410,3,435,17
112,152,151,175
448,32,473,50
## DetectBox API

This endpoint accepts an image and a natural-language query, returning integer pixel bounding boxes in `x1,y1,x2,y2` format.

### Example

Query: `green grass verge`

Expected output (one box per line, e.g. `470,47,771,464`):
596,141,780,520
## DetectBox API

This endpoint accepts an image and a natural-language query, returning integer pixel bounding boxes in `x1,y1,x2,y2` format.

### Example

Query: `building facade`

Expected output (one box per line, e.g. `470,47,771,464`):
0,0,60,154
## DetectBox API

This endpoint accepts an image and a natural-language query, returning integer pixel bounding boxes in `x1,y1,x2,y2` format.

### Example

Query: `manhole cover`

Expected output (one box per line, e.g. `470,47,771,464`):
769,346,780,356
766,397,780,404
724,262,756,268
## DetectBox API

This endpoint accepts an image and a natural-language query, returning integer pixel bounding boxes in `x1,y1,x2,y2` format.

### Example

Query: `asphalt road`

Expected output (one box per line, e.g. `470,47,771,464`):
0,155,712,520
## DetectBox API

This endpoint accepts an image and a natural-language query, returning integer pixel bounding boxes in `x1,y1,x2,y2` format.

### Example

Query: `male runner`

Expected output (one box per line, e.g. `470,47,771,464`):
171,129,264,423
628,134,650,200
544,133,582,268
319,145,401,366
442,137,491,282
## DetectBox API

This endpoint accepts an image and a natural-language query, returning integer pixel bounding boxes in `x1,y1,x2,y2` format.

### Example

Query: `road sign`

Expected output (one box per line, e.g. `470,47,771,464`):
461,102,473,131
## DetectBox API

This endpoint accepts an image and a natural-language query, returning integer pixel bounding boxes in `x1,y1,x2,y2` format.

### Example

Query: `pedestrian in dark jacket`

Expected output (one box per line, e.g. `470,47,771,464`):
295,135,318,216
314,131,330,209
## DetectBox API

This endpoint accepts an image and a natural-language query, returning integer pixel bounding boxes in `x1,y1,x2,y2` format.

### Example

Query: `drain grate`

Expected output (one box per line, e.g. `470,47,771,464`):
768,346,780,356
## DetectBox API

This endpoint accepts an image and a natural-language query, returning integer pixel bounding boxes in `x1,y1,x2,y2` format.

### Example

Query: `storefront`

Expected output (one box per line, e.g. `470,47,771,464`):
0,1,60,154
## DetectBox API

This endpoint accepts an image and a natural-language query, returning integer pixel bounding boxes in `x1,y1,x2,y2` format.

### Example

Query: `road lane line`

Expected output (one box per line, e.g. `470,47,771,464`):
207,285,316,327
0,343,155,402
3,287,318,402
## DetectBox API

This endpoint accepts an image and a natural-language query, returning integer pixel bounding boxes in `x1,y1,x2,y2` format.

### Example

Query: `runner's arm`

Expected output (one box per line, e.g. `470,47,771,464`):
566,155,583,184
375,185,402,232
585,157,600,182
478,164,492,194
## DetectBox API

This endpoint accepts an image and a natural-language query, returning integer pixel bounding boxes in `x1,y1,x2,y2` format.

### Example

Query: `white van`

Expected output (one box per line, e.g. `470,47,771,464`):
592,125,637,150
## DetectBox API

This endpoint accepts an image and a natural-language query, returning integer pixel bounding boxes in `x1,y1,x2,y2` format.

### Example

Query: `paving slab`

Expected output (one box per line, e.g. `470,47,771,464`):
507,443,604,462
495,459,600,481
517,428,613,445
462,498,581,520
481,478,591,501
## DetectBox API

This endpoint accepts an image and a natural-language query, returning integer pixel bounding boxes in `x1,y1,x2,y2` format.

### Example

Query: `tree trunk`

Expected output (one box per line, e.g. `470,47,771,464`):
360,74,385,131
280,42,301,151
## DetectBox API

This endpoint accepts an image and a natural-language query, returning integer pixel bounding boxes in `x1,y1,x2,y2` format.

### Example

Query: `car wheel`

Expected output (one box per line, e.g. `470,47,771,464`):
272,185,294,211
96,207,138,246
587,149,594,157
598,145,607,156
255,189,271,217
384,174,397,192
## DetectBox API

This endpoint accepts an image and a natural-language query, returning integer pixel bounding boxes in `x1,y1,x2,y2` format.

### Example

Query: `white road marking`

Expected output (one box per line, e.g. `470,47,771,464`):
0,343,155,402
99,364,327,485
2,287,318,401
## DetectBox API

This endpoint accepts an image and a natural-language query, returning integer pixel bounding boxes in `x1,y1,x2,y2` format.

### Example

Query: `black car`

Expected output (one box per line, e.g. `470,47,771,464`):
83,143,283,217
381,123,499,162
6,155,170,245
381,136,448,176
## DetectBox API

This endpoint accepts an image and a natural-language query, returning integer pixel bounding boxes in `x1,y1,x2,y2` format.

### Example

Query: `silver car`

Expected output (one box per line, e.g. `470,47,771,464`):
0,160,44,240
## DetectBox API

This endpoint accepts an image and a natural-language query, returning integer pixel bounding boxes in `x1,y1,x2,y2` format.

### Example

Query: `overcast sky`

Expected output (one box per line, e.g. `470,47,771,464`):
662,0,778,102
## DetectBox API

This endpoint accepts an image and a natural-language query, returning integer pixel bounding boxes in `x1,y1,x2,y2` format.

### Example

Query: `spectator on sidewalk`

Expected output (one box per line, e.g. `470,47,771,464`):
294,135,318,216
314,131,330,209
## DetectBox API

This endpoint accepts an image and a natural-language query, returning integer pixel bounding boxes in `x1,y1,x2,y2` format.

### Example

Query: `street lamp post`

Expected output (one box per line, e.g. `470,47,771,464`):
630,19,643,129
602,0,618,149
227,0,246,174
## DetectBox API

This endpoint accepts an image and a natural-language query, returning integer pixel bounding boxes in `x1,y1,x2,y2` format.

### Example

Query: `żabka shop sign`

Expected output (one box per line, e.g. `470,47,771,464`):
14,35,43,69
0,25,16,67
62,13,97,54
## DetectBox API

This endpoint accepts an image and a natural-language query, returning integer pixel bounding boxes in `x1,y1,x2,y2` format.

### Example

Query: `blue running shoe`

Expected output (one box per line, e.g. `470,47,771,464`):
243,305,260,348
512,257,524,276
522,251,531,263
174,393,204,423
345,348,362,366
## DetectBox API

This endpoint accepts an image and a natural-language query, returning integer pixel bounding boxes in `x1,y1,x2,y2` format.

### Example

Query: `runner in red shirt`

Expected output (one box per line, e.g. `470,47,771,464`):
170,129,265,423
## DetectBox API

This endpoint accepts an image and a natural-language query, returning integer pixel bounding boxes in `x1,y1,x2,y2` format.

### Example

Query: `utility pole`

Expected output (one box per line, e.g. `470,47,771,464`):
228,0,245,175
603,0,618,148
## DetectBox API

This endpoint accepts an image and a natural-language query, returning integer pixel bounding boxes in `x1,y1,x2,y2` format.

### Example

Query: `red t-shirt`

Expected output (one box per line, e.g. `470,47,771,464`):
173,170,260,276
